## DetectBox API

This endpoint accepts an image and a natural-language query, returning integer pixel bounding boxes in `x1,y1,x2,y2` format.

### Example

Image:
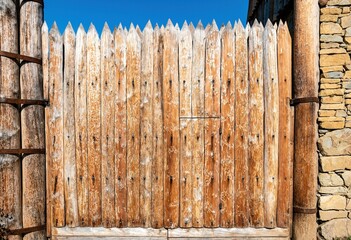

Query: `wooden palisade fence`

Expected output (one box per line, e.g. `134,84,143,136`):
42,19,293,238
0,0,46,239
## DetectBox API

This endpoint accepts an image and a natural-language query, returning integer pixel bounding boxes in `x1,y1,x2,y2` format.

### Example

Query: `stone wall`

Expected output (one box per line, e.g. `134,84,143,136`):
318,1,351,239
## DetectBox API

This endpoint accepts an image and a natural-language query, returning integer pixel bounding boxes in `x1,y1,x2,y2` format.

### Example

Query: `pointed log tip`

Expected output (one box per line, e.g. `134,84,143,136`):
154,23,159,31
64,22,75,34
252,19,260,27
118,23,123,30
236,19,244,28
181,21,189,31
196,20,204,29
226,21,232,29
130,23,135,30
145,20,153,30
189,22,195,29
103,22,111,32
50,22,61,34
265,19,273,28
88,23,98,33
167,19,174,27
42,21,48,30
211,20,218,30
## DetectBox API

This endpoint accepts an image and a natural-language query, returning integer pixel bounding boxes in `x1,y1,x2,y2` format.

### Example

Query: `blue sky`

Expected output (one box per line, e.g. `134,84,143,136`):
44,0,249,33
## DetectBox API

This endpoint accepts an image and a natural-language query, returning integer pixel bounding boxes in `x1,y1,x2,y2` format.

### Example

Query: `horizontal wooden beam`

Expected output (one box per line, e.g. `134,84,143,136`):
52,227,289,239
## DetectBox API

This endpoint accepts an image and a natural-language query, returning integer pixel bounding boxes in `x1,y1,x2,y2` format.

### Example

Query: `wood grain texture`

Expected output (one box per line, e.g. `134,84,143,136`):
126,24,141,227
86,24,102,227
74,24,89,227
48,23,65,227
179,22,193,228
140,22,153,227
0,1,21,239
62,23,78,227
101,23,116,227
277,22,293,228
233,22,249,228
114,25,128,227
151,25,164,228
20,3,46,237
163,20,179,228
263,21,279,229
248,20,264,228
220,23,235,228
191,23,205,228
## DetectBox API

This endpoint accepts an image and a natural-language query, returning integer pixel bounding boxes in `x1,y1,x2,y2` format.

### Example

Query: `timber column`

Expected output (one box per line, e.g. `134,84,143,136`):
293,0,319,239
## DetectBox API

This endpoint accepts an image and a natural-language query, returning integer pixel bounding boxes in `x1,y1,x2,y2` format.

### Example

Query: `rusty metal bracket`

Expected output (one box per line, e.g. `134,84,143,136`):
0,50,42,66
6,225,45,236
20,0,44,8
0,98,49,111
0,149,45,158
290,97,319,106
293,206,317,214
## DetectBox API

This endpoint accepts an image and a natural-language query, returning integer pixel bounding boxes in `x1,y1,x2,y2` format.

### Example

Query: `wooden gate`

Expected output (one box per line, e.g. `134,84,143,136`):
42,19,293,239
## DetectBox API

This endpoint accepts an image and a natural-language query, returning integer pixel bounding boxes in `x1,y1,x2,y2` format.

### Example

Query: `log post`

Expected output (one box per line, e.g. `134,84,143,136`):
293,0,319,239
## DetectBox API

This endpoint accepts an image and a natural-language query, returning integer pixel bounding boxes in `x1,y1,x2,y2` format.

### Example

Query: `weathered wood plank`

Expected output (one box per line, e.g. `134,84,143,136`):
248,20,264,228
191,22,205,228
48,23,65,227
277,22,293,228
101,23,116,227
233,21,249,227
87,24,102,226
114,24,128,227
204,22,221,228
140,21,153,227
42,21,51,235
191,21,205,117
204,21,220,118
62,22,78,227
263,21,279,229
179,22,193,228
151,25,164,228
163,20,179,228
75,24,89,227
180,119,192,228
179,22,192,117
220,22,235,228
0,1,21,239
20,2,46,238
126,24,141,226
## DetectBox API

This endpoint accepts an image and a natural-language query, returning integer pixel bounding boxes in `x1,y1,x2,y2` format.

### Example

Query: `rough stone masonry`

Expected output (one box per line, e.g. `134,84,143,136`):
318,0,351,239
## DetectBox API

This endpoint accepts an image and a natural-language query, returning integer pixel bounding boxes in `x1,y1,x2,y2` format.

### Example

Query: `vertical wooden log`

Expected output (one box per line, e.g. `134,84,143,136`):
87,24,101,227
179,22,193,228
191,22,205,227
234,21,249,227
163,20,179,228
101,23,116,227
140,21,153,227
114,24,128,227
293,0,319,238
62,22,78,227
220,22,235,228
48,23,65,227
20,2,45,237
151,25,164,228
42,21,51,236
0,1,21,239
277,22,293,228
204,21,221,228
75,24,88,227
248,20,264,227
126,24,141,227
263,21,279,229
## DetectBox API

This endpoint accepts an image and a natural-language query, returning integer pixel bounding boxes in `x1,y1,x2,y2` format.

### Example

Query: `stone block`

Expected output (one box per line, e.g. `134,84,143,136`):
318,129,351,156
319,210,348,221
344,71,351,78
336,109,347,116
321,7,343,14
321,48,347,54
321,77,341,83
319,89,345,96
319,186,348,194
321,96,344,103
318,116,345,121
320,195,347,210
320,53,351,67
320,83,341,89
320,219,351,240
343,6,351,13
320,103,345,109
324,72,344,78
342,15,351,28
319,110,336,117
321,23,344,34
320,156,351,171
319,173,345,186
346,121,351,127
321,14,339,22
347,200,351,209
320,121,345,129
321,42,340,48
321,34,344,43
341,171,351,186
